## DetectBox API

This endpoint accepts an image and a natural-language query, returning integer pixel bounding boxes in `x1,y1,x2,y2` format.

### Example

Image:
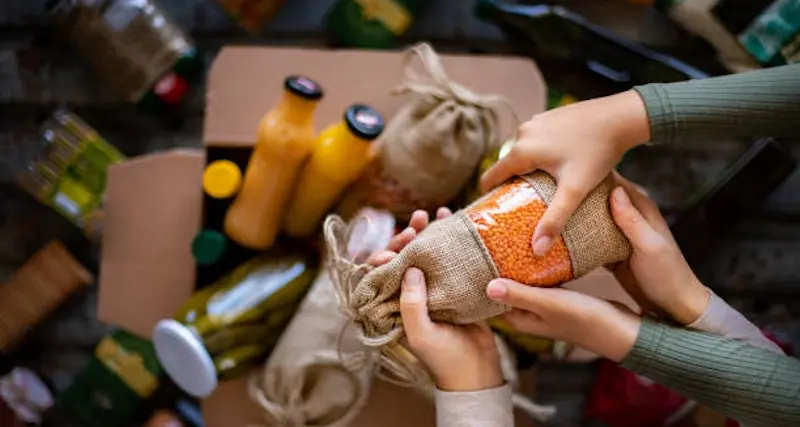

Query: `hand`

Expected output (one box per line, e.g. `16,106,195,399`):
366,209,504,392
486,280,641,362
608,173,710,325
481,91,650,255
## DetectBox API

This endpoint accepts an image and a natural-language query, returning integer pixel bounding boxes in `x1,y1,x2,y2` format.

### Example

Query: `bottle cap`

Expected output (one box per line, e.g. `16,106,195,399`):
191,230,226,266
153,320,217,398
284,76,323,101
202,160,241,199
344,104,384,141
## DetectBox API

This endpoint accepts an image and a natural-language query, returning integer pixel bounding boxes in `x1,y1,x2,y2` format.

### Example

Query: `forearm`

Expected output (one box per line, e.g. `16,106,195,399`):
634,64,800,144
621,318,800,427
435,384,514,427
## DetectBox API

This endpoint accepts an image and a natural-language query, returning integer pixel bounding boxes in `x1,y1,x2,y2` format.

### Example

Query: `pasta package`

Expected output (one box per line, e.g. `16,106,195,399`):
324,172,631,345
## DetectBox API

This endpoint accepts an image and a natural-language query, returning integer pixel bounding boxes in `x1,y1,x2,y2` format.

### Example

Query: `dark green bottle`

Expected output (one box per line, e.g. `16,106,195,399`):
475,0,709,98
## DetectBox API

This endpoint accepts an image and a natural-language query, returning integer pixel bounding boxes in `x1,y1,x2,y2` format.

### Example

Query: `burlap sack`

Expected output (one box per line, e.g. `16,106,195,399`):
248,209,395,427
324,171,631,347
339,42,515,221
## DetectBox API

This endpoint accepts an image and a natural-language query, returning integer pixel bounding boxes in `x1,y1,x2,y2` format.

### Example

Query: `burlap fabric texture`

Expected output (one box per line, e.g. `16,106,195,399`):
324,171,632,348
340,42,515,221
249,209,395,427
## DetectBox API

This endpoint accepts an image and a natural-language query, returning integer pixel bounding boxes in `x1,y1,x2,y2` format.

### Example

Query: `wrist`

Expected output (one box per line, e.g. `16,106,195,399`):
608,90,651,152
671,279,711,325
435,357,504,392
596,307,641,362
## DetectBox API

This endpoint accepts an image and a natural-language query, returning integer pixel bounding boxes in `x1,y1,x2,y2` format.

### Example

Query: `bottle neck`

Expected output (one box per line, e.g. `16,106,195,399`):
273,91,318,127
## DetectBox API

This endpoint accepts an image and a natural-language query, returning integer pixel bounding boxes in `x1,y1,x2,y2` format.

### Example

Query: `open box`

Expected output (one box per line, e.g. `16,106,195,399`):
97,45,554,426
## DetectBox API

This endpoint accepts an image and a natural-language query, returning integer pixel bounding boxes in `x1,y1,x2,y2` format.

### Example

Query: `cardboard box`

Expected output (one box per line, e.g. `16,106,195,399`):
98,45,548,426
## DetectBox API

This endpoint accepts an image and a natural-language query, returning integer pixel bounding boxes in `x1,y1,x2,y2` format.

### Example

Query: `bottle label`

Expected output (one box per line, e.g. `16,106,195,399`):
53,192,81,219
356,0,412,35
95,336,159,398
153,72,189,105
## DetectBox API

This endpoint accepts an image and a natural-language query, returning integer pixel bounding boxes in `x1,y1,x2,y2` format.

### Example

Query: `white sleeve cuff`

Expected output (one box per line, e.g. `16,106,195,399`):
688,291,783,354
434,384,514,427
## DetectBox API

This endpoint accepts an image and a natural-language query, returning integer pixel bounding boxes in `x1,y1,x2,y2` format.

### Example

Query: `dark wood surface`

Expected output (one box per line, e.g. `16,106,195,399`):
1,1,798,426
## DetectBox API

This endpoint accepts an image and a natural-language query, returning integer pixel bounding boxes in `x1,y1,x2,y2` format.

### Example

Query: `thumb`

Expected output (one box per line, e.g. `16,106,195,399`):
399,268,434,339
480,153,530,193
533,180,587,255
610,186,662,250
487,279,549,313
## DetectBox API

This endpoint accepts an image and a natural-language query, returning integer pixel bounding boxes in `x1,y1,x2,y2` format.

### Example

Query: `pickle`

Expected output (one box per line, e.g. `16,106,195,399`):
203,325,272,356
214,343,272,380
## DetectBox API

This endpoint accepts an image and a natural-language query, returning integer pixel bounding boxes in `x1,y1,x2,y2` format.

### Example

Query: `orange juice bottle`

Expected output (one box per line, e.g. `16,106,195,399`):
224,76,323,249
283,104,384,238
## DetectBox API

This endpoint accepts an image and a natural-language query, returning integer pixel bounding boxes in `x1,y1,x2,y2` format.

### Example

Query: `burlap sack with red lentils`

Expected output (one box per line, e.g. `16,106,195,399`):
324,171,631,350
336,42,513,222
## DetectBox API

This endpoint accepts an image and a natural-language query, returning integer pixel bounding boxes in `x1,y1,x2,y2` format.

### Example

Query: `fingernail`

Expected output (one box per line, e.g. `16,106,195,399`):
613,187,630,208
486,280,508,300
404,268,422,287
532,236,553,256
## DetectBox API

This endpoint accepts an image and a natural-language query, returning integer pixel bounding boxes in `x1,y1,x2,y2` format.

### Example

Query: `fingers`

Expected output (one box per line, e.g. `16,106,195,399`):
610,186,668,254
408,210,429,233
611,173,668,231
500,309,549,337
400,268,434,342
533,179,587,255
486,279,547,312
366,249,397,267
436,207,452,221
387,227,416,253
480,151,531,193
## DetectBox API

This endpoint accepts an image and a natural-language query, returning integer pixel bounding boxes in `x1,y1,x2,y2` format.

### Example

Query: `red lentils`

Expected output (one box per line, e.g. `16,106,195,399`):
466,178,574,286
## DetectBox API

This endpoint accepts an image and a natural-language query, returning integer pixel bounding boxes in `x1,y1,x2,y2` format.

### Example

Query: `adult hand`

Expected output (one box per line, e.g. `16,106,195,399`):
481,90,651,256
608,173,710,325
486,281,641,362
366,209,504,392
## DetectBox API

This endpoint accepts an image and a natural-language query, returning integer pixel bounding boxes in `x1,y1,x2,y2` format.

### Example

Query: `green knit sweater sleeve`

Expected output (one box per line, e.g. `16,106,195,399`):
620,318,800,427
634,64,800,144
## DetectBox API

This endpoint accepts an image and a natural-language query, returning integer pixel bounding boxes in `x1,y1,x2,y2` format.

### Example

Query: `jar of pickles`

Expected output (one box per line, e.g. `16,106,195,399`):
153,250,317,398
15,110,125,240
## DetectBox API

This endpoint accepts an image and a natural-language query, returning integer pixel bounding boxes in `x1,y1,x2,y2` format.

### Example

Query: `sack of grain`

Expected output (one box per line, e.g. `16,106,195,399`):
324,171,631,347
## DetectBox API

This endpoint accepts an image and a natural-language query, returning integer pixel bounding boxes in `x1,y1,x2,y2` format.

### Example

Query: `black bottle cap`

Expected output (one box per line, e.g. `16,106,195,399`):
344,104,384,141
284,76,323,101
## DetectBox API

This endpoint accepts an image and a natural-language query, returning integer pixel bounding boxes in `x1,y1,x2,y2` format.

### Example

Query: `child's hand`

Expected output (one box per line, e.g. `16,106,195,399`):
481,90,650,256
367,209,504,392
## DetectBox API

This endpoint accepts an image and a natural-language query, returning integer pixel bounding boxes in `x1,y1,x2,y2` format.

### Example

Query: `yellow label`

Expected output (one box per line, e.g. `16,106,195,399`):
95,337,158,397
356,0,412,35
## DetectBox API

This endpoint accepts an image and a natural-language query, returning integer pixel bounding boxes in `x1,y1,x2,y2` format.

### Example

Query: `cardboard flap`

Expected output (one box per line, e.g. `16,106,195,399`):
204,46,547,147
98,148,205,338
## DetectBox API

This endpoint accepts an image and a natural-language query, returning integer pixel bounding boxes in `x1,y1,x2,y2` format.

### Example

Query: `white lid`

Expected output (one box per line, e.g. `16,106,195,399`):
153,319,218,398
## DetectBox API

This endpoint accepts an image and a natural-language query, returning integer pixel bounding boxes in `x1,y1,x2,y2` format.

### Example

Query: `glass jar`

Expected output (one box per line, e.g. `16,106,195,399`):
15,110,125,240
50,0,202,113
153,250,317,398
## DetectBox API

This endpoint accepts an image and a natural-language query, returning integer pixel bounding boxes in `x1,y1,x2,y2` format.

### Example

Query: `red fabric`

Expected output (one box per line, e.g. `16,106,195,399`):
584,359,690,427
585,330,792,427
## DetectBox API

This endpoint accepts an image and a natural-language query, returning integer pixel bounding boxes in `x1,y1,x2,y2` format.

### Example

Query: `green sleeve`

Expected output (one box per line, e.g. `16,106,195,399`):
634,64,800,144
620,318,800,427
